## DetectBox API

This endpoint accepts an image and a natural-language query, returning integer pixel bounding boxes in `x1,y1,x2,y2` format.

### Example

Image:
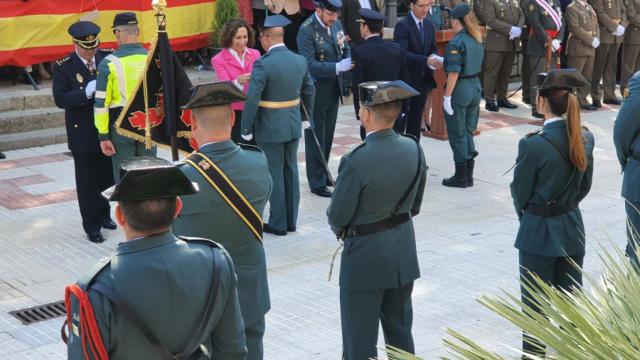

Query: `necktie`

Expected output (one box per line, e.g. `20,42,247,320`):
86,60,94,75
419,20,425,44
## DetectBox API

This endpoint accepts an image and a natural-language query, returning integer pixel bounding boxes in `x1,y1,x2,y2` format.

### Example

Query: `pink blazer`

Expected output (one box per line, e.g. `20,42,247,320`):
211,47,261,111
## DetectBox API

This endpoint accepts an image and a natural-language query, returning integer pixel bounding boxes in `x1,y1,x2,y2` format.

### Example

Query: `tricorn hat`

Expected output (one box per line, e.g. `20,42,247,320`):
68,21,101,49
359,80,420,106
102,157,199,202
535,68,590,91
182,81,248,109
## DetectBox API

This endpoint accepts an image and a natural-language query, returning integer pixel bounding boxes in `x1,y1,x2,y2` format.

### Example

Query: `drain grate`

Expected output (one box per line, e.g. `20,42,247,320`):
9,300,66,325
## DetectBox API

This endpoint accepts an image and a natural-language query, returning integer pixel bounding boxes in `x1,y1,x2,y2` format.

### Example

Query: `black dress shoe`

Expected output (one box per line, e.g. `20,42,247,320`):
102,218,117,230
0,152,5,160
592,99,602,108
325,179,335,187
580,104,598,111
484,100,499,112
263,223,286,236
531,110,544,119
87,231,105,243
522,96,530,105
311,186,332,198
497,99,518,109
603,97,622,105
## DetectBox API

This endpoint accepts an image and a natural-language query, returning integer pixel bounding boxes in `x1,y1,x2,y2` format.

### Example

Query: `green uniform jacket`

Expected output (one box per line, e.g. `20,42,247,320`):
511,120,595,257
614,72,640,202
327,129,427,291
67,232,247,359
173,141,273,327
241,46,315,143
444,29,484,102
526,0,565,57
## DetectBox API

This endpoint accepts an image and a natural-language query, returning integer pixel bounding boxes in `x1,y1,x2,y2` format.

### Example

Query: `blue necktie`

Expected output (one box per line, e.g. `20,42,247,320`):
419,20,425,44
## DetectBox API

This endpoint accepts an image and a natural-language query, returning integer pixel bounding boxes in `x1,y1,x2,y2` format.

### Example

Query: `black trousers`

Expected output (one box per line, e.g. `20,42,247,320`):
73,152,114,234
404,91,427,139
232,110,243,144
519,251,584,358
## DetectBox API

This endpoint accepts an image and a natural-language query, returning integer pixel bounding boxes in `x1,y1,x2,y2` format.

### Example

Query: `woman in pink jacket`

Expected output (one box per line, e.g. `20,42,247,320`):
211,19,261,143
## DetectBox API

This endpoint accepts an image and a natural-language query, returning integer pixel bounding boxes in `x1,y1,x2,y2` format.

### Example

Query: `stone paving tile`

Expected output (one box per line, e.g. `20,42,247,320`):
0,97,631,359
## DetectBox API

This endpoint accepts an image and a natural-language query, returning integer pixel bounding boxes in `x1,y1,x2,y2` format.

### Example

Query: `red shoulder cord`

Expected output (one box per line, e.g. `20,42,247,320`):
64,284,109,360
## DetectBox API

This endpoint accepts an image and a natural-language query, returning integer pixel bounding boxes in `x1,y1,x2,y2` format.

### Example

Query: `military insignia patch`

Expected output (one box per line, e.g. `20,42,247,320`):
76,73,83,83
450,50,458,54
198,159,211,170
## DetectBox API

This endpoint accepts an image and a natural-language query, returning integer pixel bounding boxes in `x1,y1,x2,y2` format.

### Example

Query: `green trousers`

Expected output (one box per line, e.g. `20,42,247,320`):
306,82,339,190
245,316,265,360
110,126,157,182
445,77,481,163
625,200,640,268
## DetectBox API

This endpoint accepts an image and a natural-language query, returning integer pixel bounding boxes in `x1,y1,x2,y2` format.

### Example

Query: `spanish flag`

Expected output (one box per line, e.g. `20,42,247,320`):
0,0,215,67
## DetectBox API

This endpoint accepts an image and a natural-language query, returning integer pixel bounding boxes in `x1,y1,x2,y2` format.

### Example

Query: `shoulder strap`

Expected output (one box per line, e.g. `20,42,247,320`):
184,152,263,243
539,133,577,204
392,138,423,216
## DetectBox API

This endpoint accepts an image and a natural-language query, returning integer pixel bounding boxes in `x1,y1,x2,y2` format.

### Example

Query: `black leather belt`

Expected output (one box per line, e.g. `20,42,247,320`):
525,201,577,217
344,212,412,237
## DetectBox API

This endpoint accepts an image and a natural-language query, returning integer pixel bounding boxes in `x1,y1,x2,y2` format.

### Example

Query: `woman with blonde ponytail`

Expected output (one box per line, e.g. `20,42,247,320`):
510,69,595,358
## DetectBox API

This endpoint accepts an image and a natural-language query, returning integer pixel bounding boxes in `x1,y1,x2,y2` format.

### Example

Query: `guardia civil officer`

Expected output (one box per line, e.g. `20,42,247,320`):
481,0,524,111
297,0,352,198
525,0,564,118
510,69,594,358
242,15,315,236
174,82,272,360
621,0,640,96
52,21,116,243
65,158,247,359
589,0,626,106
614,71,640,268
94,12,156,182
351,8,409,139
442,4,484,188
565,0,599,110
327,80,427,360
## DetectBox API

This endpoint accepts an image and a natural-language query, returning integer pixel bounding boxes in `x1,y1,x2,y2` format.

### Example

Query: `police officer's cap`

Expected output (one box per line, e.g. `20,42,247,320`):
183,81,248,110
102,157,199,202
356,8,386,26
112,12,139,28
535,68,590,91
315,0,343,12
450,3,471,19
68,21,101,50
359,80,420,106
261,14,292,29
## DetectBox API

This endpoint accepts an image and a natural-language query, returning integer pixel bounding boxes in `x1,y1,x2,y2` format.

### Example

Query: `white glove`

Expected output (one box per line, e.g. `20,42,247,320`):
336,58,352,73
241,133,253,141
509,26,522,40
85,80,96,99
613,24,625,37
443,96,454,116
551,39,561,51
591,37,600,48
303,121,312,129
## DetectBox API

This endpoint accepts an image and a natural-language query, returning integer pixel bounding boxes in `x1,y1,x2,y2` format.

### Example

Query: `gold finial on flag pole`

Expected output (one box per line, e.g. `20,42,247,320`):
152,0,168,13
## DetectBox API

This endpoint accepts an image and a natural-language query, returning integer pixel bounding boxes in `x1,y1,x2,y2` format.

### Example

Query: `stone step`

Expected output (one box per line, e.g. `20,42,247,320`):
0,127,67,151
0,107,65,135
0,90,55,112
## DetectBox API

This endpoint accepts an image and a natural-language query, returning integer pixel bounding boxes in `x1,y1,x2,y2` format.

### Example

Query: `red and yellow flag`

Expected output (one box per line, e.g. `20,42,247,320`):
0,0,216,67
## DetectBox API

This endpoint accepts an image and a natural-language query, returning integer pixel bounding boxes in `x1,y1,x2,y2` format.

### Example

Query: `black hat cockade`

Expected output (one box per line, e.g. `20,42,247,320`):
182,81,248,110
315,0,343,12
359,80,420,107
450,3,471,19
102,157,199,202
535,68,590,91
68,21,101,50
112,12,139,28
356,8,386,26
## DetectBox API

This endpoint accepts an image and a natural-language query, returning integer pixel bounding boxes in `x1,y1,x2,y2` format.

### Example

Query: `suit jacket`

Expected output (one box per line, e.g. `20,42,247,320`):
174,141,273,327
52,50,111,154
589,0,626,44
566,1,599,56
614,72,640,202
327,129,427,291
241,45,315,143
341,0,379,45
625,0,640,45
393,13,437,91
272,0,301,14
211,48,261,111
483,0,525,52
67,233,247,359
511,121,594,257
351,36,409,117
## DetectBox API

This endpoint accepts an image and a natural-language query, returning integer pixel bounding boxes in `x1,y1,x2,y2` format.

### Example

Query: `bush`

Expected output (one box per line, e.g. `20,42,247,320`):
210,0,239,48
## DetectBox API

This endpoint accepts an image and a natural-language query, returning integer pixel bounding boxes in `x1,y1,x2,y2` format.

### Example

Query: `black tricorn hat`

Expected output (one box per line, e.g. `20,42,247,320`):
535,68,590,91
68,21,101,49
102,157,199,202
182,81,248,109
359,80,419,106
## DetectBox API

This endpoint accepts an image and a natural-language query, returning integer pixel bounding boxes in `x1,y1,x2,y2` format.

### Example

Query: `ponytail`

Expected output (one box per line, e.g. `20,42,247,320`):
566,93,587,172
462,12,483,43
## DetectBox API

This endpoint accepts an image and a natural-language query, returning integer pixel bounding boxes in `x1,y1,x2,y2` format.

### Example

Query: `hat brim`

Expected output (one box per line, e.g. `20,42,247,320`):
102,181,200,201
75,38,100,50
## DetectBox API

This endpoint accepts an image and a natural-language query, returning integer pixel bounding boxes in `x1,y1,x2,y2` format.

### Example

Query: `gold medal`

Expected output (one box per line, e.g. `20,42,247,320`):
76,73,83,83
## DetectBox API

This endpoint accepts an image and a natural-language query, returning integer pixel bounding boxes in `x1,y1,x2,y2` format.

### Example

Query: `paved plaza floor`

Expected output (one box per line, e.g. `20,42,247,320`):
0,92,630,359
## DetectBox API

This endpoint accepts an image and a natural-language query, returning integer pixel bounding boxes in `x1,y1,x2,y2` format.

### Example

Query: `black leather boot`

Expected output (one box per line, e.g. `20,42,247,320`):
467,159,475,187
442,162,469,188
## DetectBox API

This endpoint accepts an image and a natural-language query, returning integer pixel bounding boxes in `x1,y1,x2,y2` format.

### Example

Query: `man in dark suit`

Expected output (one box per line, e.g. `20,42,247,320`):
341,0,380,46
52,21,116,244
394,0,442,139
352,8,409,139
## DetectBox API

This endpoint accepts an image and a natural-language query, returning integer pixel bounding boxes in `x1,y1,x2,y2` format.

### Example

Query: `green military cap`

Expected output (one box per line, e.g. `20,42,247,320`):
182,81,247,109
535,68,590,91
359,80,419,106
112,12,138,28
102,157,199,201
450,3,471,19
